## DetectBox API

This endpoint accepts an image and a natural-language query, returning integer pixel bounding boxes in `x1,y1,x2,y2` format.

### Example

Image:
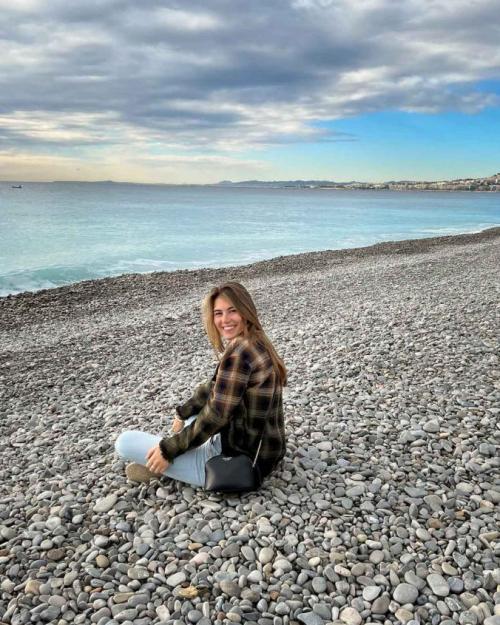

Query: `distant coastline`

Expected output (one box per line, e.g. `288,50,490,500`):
216,172,500,192
2,172,499,191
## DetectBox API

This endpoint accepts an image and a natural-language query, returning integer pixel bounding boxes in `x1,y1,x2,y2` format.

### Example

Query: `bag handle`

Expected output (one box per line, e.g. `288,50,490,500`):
252,436,263,468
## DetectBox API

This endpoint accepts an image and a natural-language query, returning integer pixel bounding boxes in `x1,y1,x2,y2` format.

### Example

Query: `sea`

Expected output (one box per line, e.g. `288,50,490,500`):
1,181,499,297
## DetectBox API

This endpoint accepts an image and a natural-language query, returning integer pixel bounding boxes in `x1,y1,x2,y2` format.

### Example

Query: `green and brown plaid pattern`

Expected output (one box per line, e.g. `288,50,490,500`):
159,337,286,478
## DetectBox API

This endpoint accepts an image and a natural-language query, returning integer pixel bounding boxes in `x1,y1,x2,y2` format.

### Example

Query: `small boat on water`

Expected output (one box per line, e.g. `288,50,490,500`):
11,184,22,189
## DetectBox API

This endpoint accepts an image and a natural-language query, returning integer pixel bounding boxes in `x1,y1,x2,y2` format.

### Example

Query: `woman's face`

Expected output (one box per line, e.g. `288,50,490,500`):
213,295,246,340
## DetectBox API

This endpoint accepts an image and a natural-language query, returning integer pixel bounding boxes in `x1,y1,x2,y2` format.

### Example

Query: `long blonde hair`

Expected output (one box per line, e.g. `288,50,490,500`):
202,281,287,386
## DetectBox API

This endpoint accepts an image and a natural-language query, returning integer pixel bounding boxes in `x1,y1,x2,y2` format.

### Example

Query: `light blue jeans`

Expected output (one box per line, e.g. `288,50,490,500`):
115,416,222,488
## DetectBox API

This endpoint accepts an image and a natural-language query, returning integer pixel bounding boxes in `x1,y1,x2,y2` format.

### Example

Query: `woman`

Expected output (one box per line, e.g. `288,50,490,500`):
115,281,287,488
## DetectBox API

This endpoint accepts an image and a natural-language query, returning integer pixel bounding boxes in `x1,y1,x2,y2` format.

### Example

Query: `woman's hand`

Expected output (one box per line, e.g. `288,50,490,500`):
172,417,183,433
146,445,170,475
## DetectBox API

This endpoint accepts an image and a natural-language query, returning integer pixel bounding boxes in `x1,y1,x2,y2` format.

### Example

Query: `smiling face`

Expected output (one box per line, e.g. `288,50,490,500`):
213,295,246,340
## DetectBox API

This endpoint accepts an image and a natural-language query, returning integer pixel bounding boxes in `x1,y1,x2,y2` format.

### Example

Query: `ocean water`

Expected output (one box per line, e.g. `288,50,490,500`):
1,181,499,297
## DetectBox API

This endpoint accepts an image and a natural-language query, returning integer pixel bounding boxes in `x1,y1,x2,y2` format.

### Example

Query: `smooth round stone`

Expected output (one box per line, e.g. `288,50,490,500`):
1,527,16,540
114,592,134,603
448,577,464,593
363,586,382,601
404,571,426,590
369,550,385,564
46,517,62,531
441,563,458,576
416,528,431,541
372,595,390,614
166,572,186,587
275,603,290,615
94,494,117,513
247,570,263,583
459,611,479,625
393,583,419,604
48,595,67,608
395,608,414,624
92,606,111,621
297,612,324,625
258,547,274,564
187,609,203,623
311,577,327,593
219,580,240,597
241,589,259,602
423,495,443,511
427,573,450,597
241,546,255,561
96,555,109,568
40,606,61,621
222,543,240,558
346,485,365,498
339,606,362,625
63,571,78,586
1,579,15,593
94,535,109,548
423,420,440,433
47,548,65,561
25,579,42,594
190,552,210,565
273,559,292,573
128,567,150,581
312,604,331,620
135,543,149,556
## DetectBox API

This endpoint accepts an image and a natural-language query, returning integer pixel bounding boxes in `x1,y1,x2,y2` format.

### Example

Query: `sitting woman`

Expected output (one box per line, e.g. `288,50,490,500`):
115,281,287,489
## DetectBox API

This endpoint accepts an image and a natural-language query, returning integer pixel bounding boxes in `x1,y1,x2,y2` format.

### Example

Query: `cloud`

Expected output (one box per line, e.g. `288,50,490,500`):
0,0,499,173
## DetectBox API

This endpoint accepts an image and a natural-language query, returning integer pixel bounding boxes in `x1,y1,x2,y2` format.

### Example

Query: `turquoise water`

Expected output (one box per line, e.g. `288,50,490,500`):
1,181,499,296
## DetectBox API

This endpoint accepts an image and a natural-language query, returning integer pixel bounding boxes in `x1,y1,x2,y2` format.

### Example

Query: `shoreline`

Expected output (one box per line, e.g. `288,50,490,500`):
1,226,499,310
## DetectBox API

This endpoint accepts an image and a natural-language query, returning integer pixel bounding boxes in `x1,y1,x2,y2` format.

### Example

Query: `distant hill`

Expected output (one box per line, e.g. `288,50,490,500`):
216,173,500,191
216,179,347,188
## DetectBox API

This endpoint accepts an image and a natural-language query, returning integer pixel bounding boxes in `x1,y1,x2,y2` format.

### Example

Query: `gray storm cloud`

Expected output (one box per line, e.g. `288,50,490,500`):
0,0,499,152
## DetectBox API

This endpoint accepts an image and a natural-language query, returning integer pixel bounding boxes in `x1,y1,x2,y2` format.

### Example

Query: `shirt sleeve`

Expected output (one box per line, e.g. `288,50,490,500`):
159,342,252,462
175,380,213,420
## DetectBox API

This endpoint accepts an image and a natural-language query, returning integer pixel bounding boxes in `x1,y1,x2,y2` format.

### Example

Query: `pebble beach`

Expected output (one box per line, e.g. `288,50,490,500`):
1,227,499,625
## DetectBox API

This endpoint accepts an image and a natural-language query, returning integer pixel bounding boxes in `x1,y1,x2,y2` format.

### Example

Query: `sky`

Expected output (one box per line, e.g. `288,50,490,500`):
1,0,499,184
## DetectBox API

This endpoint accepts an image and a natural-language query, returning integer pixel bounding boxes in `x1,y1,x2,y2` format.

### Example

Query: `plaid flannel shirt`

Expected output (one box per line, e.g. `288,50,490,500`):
159,336,286,478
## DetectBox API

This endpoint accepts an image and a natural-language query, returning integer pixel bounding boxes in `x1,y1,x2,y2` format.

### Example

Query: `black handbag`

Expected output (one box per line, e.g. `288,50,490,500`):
204,437,263,493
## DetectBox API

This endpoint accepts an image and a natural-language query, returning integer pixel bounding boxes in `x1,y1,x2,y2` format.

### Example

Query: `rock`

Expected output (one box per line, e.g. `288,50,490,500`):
1,579,15,593
311,576,327,593
96,554,109,568
40,606,61,621
423,420,440,432
166,571,187,587
258,547,274,564
94,494,117,513
393,583,419,604
47,548,65,561
372,594,390,614
427,573,450,597
178,586,199,599
25,579,42,594
275,603,290,615
395,608,414,623
363,586,382,601
339,607,362,625
219,579,241,597
128,567,150,581
297,612,325,625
